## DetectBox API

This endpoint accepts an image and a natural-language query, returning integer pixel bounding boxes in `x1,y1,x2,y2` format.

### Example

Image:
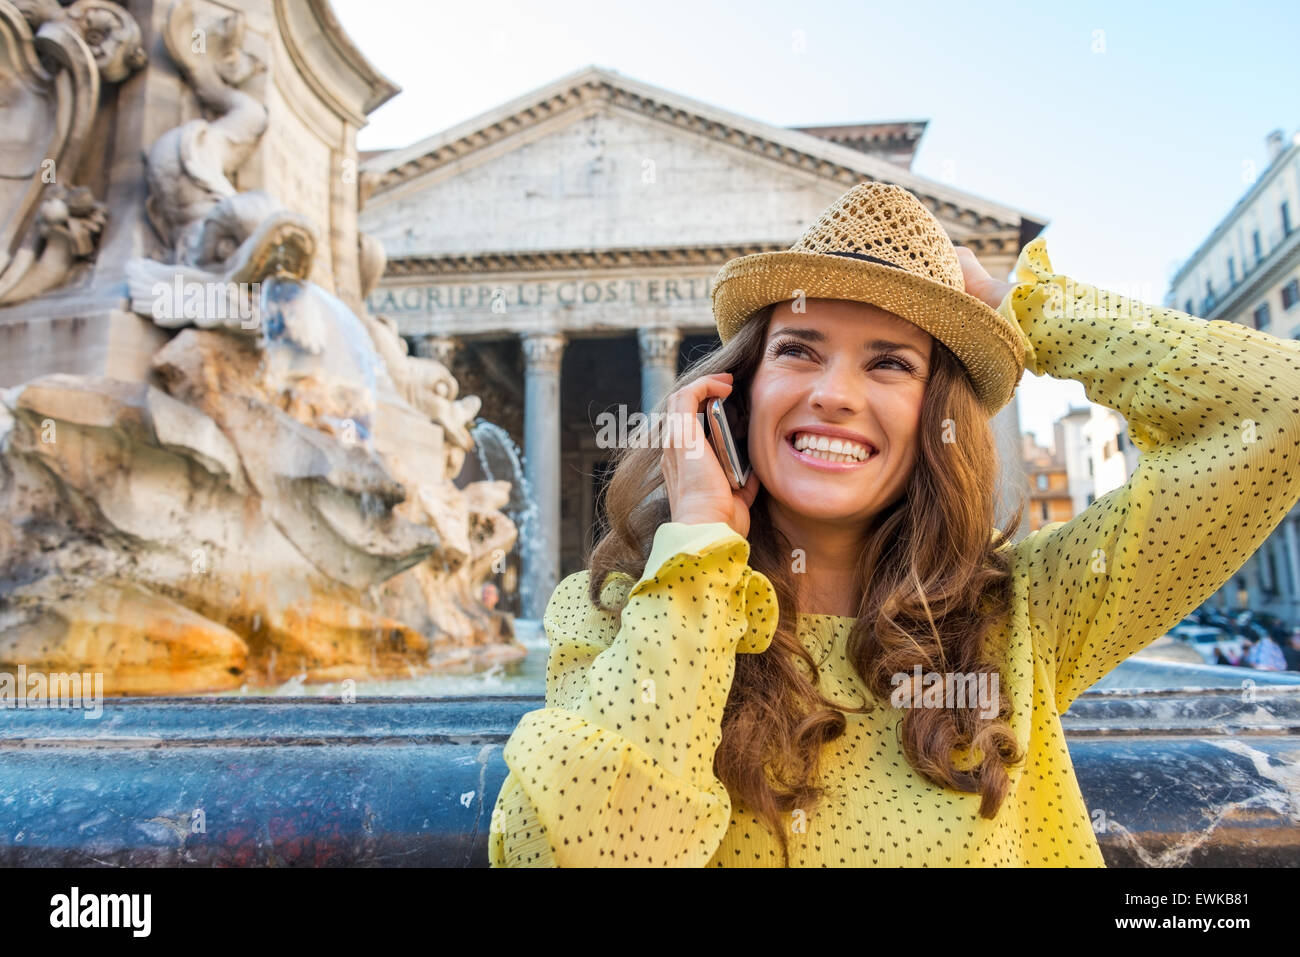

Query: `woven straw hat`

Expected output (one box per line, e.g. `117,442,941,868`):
711,182,1029,416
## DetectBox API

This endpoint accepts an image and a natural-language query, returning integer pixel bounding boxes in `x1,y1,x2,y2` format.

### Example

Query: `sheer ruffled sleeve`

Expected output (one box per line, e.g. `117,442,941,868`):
1001,237,1300,712
489,521,778,866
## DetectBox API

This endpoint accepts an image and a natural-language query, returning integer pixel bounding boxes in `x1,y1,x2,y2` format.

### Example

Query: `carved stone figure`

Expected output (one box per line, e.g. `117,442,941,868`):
0,0,522,695
0,0,146,304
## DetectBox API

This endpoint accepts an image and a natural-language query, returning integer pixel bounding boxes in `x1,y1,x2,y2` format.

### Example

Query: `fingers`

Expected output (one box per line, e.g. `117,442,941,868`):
665,371,732,415
664,372,733,451
955,245,989,277
661,371,735,498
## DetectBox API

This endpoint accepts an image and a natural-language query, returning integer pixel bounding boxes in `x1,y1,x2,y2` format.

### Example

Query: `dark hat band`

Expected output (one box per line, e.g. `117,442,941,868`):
823,250,905,269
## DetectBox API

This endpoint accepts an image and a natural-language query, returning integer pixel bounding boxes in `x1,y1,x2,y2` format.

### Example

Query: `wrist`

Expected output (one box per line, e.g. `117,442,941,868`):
671,513,733,528
986,279,1016,311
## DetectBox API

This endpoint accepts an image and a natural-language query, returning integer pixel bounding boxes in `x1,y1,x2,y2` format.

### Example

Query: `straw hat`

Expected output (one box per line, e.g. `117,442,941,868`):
710,182,1030,417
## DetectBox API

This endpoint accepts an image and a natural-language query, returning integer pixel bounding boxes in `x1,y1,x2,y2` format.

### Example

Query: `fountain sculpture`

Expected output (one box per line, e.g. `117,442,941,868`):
0,0,523,694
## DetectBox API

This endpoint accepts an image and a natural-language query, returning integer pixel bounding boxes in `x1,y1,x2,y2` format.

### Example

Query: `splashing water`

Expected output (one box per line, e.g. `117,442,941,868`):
468,419,541,588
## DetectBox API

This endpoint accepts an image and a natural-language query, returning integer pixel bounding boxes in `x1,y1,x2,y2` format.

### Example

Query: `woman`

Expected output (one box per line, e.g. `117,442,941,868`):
489,182,1300,867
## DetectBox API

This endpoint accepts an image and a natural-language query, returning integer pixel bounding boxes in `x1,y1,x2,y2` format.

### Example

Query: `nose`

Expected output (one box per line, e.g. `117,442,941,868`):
808,358,865,415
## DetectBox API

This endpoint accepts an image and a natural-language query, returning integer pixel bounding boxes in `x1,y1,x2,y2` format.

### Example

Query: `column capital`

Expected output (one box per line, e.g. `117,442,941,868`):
520,330,567,373
412,335,460,365
637,325,681,364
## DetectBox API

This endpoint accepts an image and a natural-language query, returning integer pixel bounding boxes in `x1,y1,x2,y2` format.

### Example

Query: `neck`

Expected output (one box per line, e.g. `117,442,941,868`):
765,499,875,618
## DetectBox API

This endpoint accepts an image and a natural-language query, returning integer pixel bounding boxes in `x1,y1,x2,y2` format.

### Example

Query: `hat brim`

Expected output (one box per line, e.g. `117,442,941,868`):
711,250,1028,416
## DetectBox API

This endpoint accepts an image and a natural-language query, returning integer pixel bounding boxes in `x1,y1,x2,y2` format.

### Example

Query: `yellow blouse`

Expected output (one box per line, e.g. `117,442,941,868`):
488,237,1300,867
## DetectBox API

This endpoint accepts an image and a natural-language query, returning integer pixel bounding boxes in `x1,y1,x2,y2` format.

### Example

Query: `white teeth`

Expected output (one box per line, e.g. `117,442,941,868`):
791,432,873,462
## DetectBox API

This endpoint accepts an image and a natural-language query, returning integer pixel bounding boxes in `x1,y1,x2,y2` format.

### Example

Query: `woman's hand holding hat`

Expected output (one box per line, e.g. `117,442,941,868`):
954,246,1015,312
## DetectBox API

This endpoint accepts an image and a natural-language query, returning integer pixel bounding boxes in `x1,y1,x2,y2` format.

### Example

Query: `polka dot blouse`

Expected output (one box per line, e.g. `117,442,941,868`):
488,237,1300,867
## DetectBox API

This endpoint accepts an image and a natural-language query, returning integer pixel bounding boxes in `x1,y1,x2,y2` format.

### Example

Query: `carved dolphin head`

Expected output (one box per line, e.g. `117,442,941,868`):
180,190,317,283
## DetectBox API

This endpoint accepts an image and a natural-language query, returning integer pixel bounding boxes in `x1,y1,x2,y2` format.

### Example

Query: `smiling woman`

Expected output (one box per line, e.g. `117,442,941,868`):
751,299,935,612
488,182,1300,867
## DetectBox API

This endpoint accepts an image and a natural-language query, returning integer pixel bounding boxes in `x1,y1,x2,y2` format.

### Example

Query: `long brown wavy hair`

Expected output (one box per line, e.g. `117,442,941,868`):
586,301,1027,865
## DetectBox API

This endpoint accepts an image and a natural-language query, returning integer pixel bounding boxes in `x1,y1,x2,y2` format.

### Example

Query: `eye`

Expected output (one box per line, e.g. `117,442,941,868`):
768,337,916,373
874,353,916,373
769,340,810,360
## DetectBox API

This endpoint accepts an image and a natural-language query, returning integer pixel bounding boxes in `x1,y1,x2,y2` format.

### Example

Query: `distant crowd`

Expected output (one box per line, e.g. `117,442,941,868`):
1172,594,1300,672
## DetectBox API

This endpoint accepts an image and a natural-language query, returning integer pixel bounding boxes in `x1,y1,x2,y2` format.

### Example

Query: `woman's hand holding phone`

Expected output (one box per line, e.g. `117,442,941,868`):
661,372,761,539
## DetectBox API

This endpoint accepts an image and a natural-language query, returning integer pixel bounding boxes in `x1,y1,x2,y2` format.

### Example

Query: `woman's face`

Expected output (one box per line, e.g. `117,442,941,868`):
746,298,933,531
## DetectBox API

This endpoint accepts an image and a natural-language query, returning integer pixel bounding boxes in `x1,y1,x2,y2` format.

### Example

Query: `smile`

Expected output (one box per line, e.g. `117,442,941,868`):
786,432,878,469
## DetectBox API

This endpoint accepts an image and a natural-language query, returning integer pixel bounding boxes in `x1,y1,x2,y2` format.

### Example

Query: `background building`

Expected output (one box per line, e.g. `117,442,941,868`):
358,65,1046,616
1163,127,1300,625
1022,431,1073,531
1023,405,1139,528
1018,126,1300,628
1055,407,1095,516
1166,129,1300,341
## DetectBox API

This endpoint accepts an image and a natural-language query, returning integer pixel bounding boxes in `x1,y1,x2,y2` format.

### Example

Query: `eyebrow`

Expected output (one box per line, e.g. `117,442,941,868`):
769,326,929,361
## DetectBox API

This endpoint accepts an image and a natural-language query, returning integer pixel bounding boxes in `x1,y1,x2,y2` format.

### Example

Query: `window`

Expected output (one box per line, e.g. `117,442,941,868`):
1283,278,1300,310
1254,302,1271,329
1263,547,1279,597
1185,299,1194,315
1036,473,1048,491
1277,538,1295,600
1284,201,1293,238
1253,230,1263,262
1040,501,1049,521
1228,257,1236,284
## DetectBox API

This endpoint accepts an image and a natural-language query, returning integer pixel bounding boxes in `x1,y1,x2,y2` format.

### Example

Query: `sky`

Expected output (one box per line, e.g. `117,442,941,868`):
332,0,1298,448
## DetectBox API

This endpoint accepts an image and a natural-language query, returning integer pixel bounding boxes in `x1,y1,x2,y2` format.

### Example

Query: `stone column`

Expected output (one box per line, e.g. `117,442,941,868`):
637,326,681,414
520,331,567,620
411,335,459,366
1273,533,1292,615
1241,551,1265,609
1283,514,1300,622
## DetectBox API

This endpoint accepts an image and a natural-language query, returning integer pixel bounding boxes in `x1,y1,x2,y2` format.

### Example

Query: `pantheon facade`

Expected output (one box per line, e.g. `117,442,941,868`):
358,66,1046,618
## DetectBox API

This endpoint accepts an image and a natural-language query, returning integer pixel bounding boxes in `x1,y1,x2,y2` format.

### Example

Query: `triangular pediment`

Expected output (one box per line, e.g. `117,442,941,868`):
359,65,1046,264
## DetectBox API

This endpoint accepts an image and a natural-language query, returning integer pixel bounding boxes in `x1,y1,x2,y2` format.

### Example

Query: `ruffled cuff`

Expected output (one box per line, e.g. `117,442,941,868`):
995,236,1057,377
632,521,777,654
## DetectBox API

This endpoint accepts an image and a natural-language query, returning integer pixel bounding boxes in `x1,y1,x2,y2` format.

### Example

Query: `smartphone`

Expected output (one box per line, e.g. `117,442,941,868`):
706,395,752,491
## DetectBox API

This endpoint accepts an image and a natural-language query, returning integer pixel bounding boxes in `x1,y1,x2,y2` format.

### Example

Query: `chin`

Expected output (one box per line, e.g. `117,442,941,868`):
768,488,881,524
